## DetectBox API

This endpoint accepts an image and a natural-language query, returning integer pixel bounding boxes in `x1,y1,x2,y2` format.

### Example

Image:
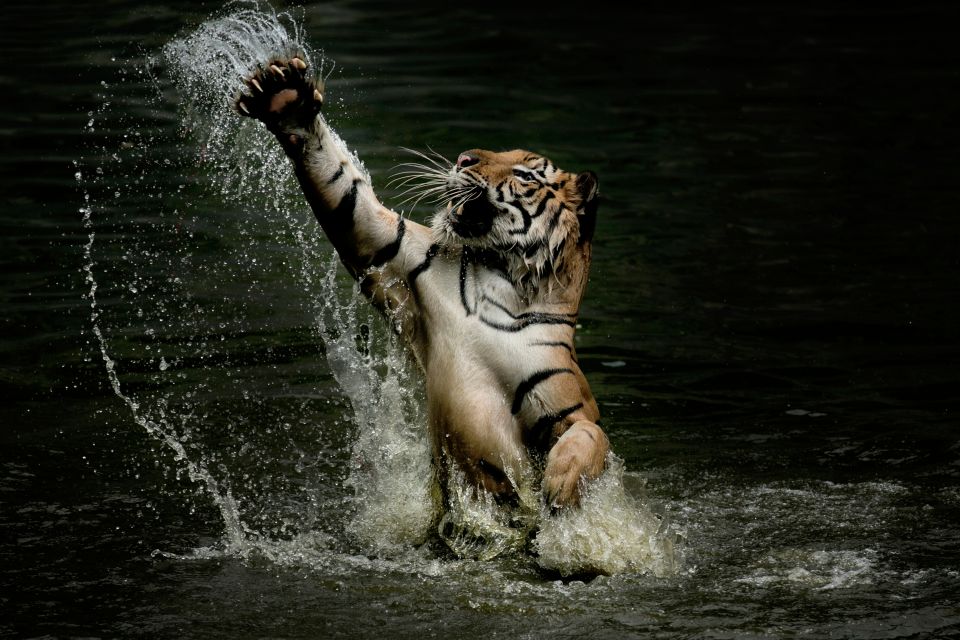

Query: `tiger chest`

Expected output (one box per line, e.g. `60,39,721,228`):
414,252,587,446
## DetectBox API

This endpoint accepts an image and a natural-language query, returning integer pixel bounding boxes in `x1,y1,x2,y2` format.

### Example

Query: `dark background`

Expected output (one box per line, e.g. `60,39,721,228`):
2,2,959,638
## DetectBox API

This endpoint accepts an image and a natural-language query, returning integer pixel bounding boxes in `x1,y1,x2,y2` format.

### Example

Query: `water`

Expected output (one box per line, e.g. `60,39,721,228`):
4,1,960,638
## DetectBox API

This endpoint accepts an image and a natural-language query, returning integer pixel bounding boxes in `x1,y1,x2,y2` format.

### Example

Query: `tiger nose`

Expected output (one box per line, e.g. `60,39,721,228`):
457,153,479,168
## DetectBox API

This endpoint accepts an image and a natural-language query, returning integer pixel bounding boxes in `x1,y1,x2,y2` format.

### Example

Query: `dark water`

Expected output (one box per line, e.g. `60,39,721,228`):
4,1,960,637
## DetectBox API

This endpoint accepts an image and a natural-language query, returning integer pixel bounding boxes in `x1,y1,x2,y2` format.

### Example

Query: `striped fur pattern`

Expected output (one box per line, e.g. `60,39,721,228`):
395,148,599,297
235,55,609,517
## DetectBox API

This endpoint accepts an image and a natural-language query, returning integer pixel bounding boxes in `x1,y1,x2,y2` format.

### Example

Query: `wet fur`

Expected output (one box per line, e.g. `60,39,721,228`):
234,55,609,518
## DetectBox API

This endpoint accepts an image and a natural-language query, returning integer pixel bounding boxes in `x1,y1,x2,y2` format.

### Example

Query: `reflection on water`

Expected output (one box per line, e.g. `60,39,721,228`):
3,0,960,637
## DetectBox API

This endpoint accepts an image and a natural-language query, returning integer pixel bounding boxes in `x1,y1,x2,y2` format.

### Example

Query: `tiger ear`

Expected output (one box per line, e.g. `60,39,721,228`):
576,170,599,205
575,170,599,242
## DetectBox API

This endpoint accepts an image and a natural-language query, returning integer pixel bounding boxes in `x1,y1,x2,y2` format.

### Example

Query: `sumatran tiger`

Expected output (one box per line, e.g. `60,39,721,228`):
234,54,609,518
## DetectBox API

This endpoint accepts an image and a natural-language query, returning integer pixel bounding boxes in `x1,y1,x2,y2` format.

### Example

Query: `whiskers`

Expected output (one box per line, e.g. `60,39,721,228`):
387,147,480,214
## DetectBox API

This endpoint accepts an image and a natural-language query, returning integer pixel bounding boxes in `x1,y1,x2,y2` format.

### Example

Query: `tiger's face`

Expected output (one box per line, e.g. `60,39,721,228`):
429,149,598,283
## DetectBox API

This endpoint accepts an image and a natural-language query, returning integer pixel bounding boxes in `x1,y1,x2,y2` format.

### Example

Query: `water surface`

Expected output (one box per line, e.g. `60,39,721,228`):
3,2,959,638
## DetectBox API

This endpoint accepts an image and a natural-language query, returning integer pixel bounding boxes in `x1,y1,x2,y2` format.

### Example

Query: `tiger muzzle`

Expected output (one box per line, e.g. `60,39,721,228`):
451,196,498,238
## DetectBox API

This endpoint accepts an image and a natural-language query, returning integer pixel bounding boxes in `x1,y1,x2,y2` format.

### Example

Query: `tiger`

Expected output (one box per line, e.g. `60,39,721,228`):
233,54,609,520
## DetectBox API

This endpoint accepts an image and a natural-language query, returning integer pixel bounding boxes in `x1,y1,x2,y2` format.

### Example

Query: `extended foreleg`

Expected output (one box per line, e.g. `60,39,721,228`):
236,56,406,278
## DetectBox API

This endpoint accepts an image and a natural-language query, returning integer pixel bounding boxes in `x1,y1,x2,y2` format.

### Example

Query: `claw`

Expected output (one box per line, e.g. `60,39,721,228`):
269,64,285,77
290,57,306,70
238,101,250,115
250,78,262,93
313,89,323,105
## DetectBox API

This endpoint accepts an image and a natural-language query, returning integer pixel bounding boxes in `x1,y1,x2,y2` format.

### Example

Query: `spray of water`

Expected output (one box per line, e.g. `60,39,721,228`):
535,455,680,576
80,200,248,551
81,1,682,576
312,255,437,553
78,0,436,559
160,2,324,202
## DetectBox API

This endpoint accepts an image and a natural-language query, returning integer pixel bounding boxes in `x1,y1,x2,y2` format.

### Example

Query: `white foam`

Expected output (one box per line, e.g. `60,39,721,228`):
535,456,682,576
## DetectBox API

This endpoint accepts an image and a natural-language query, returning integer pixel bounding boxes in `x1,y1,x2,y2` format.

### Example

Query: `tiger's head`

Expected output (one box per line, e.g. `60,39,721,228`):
397,148,599,294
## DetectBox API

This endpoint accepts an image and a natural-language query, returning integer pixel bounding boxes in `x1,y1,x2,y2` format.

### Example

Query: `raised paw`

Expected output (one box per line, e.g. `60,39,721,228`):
234,56,324,131
542,420,609,509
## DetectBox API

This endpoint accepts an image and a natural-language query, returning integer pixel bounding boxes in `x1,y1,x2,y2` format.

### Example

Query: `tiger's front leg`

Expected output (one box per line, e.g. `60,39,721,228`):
235,56,412,280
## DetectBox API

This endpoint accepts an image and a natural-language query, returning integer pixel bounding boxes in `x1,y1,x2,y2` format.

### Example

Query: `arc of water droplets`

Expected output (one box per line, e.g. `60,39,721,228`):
161,3,329,114
79,183,249,552
74,2,334,555
74,2,335,558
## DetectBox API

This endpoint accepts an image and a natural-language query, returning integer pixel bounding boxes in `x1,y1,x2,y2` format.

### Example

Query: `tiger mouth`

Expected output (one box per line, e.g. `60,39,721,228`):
449,196,498,238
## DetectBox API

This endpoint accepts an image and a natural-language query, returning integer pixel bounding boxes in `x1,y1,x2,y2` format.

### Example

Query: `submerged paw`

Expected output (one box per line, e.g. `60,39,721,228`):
543,464,585,509
543,422,609,509
234,56,324,126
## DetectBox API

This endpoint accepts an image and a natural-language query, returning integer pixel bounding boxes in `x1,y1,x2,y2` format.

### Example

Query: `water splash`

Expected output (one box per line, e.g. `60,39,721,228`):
80,190,248,551
160,2,322,203
159,2,439,553
81,2,681,576
437,463,538,561
80,1,435,559
312,256,436,552
535,455,682,577
161,3,326,109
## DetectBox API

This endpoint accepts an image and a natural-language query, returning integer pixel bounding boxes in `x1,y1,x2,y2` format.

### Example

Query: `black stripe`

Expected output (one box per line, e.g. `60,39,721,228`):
546,203,566,237
487,298,518,317
527,403,584,450
327,163,346,185
510,206,533,235
459,250,473,315
478,313,576,333
408,243,441,299
468,247,507,272
551,238,566,262
486,298,576,321
369,217,405,267
529,340,574,353
327,178,359,239
531,191,554,218
512,368,573,415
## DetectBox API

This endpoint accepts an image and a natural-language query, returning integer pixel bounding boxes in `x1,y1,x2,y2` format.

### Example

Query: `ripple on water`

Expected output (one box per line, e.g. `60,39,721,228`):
734,548,878,591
